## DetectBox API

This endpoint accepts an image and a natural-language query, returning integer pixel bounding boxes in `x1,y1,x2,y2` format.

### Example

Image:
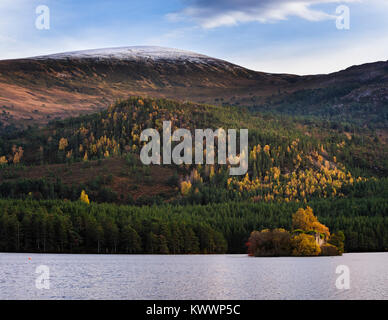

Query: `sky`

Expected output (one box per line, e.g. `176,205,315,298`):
0,0,387,75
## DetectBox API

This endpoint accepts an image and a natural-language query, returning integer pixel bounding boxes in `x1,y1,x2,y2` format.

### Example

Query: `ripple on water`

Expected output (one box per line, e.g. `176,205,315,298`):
0,253,387,300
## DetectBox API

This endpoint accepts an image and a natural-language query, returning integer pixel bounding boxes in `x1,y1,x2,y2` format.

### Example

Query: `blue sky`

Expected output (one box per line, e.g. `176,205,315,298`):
1,0,387,75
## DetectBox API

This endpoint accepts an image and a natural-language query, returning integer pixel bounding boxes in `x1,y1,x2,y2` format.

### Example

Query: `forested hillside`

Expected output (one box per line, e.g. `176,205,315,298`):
0,97,387,253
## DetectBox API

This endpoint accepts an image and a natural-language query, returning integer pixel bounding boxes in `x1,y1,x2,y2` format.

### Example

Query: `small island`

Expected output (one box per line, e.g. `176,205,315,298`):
247,206,345,257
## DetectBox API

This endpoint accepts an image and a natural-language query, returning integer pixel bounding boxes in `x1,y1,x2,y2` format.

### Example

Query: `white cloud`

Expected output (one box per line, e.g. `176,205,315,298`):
168,0,360,28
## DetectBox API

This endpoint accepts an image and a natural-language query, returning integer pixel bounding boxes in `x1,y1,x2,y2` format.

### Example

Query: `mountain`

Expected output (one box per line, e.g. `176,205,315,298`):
0,46,297,127
0,45,387,130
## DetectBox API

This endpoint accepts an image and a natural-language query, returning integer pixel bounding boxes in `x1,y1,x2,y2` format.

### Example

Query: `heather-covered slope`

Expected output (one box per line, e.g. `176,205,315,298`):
1,46,387,132
0,46,296,128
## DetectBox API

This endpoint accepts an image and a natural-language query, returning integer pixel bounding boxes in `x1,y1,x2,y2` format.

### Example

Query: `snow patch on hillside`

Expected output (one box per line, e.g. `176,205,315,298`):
32,46,216,63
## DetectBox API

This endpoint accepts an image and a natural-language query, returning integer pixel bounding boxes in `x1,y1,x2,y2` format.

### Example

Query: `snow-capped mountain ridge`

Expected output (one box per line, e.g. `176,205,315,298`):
32,46,215,63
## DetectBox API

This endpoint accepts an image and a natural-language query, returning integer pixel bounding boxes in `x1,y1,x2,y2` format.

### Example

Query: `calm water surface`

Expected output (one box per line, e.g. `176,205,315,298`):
0,253,387,300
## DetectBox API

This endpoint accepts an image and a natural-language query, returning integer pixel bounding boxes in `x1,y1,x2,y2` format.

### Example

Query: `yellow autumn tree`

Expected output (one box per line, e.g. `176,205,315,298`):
13,147,24,164
209,166,215,179
180,181,192,196
291,234,321,256
292,206,330,238
58,138,69,151
312,221,330,239
292,207,316,230
80,190,90,204
0,156,7,165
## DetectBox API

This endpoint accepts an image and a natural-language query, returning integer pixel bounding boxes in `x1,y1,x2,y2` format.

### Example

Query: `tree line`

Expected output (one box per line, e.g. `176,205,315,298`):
0,197,386,254
0,199,227,254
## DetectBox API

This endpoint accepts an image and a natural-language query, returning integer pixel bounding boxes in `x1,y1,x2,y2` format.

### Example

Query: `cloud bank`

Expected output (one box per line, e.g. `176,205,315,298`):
168,0,359,28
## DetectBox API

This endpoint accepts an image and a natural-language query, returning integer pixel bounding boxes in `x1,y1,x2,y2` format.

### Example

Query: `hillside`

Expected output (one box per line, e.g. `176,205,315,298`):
1,46,387,132
0,46,296,129
252,61,388,128
1,96,387,200
0,97,387,253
